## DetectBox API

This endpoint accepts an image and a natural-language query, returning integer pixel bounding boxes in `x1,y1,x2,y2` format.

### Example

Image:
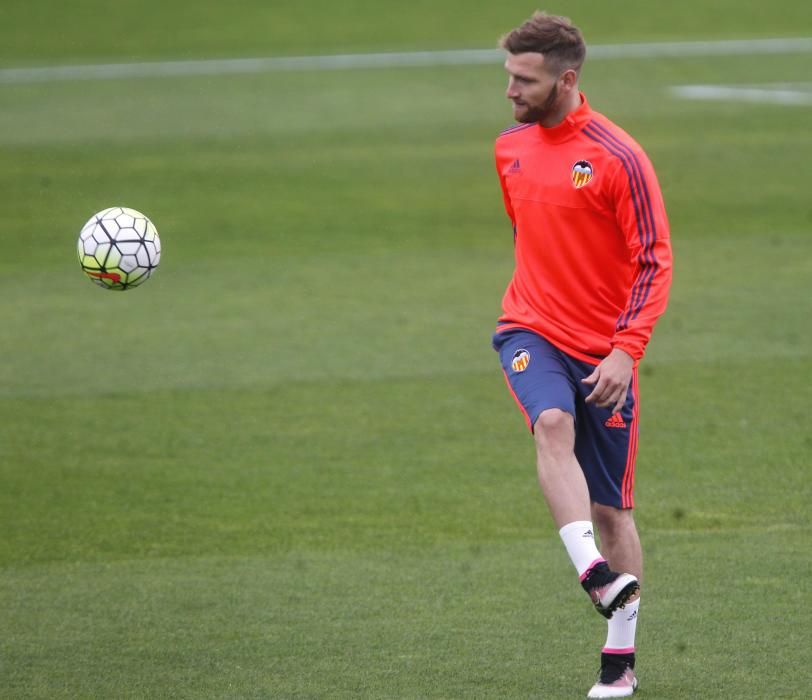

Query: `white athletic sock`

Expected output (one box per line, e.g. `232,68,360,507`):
558,520,605,579
604,598,640,654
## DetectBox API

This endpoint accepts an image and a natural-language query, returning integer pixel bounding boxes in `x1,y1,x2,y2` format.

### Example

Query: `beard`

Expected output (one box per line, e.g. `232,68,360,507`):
513,82,559,124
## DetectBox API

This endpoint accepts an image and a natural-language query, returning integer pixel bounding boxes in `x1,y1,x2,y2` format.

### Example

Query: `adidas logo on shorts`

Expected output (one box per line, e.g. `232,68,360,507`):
604,414,627,429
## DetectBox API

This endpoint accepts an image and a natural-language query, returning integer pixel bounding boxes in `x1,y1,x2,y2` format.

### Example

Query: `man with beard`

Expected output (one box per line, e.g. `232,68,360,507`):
491,12,673,699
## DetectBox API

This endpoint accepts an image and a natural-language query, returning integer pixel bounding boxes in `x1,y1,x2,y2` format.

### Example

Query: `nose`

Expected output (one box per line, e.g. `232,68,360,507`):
506,78,519,99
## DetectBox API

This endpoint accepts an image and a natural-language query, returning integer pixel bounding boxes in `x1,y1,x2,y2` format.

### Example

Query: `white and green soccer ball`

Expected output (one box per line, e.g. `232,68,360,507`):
77,207,161,290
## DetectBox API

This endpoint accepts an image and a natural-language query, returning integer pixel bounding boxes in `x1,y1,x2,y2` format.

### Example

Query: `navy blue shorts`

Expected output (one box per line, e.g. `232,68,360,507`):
493,328,639,509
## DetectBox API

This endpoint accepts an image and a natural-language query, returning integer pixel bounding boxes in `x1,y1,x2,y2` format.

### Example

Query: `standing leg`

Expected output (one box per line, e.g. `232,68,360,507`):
591,504,642,588
588,504,642,698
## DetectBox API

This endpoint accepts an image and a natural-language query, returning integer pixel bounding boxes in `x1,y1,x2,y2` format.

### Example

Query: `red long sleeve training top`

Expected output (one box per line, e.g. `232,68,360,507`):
495,93,672,365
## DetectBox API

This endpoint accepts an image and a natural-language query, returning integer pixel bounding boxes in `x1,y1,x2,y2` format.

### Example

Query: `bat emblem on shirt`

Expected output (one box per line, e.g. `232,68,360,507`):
511,349,531,372
571,160,594,188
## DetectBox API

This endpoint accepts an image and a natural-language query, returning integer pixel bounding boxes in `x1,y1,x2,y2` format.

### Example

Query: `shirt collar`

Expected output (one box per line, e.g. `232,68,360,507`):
537,92,592,144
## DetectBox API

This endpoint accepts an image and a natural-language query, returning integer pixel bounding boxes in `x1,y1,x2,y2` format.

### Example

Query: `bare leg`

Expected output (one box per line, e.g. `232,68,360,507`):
533,409,592,527
535,408,640,621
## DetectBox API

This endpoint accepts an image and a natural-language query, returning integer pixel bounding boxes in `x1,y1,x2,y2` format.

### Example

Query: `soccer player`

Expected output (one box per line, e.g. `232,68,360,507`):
491,12,673,699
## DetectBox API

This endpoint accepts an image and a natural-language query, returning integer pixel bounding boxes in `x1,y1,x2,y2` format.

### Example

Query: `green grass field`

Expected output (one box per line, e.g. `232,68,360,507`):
1,1,810,697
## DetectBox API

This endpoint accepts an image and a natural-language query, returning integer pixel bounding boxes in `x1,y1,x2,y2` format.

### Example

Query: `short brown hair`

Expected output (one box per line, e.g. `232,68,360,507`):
500,11,586,74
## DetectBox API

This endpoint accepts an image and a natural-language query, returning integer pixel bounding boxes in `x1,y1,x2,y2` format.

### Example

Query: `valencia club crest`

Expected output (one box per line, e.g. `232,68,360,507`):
511,349,531,372
571,160,594,188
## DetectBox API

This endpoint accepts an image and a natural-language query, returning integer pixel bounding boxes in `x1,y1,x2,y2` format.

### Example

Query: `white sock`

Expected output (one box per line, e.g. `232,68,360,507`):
604,598,640,654
558,520,605,580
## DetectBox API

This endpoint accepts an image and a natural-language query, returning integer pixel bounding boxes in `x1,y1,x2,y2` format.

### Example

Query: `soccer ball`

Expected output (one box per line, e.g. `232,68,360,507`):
77,207,161,290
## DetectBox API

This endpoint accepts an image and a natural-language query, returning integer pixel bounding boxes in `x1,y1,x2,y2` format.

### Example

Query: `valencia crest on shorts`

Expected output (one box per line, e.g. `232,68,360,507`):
571,160,594,188
511,349,531,372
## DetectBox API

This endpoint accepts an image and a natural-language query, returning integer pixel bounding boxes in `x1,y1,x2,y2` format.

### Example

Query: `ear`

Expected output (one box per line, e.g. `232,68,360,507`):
560,68,579,91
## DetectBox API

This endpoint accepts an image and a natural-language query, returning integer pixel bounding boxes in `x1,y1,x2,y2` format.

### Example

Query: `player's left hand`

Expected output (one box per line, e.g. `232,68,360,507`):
582,348,635,415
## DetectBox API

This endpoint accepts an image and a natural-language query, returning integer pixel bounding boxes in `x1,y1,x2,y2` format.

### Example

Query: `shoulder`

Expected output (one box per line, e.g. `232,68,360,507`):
495,123,536,171
495,123,537,170
582,112,650,164
498,121,535,137
581,114,660,196
496,122,536,146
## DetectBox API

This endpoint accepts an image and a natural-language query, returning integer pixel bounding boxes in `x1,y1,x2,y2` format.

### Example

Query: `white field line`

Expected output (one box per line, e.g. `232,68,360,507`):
1,37,812,85
671,83,812,105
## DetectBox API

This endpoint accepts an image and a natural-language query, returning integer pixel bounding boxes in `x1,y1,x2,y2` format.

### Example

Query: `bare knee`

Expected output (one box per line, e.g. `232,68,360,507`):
533,409,575,455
